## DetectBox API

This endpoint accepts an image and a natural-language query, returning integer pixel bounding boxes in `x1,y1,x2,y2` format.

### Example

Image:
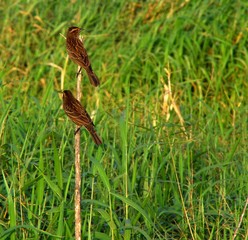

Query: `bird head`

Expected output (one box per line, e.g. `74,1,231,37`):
67,26,81,37
63,90,74,100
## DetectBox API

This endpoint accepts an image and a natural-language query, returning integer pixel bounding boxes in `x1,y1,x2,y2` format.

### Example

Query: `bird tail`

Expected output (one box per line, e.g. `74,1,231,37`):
85,125,102,145
89,129,102,145
86,70,100,87
86,65,100,87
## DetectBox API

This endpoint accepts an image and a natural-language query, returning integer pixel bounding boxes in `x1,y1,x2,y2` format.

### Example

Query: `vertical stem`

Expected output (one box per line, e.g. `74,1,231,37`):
75,66,82,240
232,197,248,240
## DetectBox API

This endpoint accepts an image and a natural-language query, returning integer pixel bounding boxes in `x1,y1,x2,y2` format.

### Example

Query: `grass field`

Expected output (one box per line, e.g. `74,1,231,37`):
1,1,248,239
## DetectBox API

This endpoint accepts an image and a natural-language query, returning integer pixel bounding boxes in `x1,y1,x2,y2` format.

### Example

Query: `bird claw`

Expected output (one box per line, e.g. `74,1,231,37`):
76,68,82,78
74,127,81,135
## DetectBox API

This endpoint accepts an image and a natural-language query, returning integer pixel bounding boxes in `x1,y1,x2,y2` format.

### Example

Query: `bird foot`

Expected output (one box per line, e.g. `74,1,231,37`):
76,68,82,78
74,127,81,135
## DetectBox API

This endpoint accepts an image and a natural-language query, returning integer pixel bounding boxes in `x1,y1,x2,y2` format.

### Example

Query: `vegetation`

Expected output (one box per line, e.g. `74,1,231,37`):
0,0,247,239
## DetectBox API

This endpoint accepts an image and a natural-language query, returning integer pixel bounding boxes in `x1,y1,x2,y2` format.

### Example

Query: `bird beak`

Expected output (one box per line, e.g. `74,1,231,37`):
55,89,63,94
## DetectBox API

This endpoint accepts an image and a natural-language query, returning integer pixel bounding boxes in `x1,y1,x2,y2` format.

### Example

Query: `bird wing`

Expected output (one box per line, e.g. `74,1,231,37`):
65,99,95,127
66,39,90,67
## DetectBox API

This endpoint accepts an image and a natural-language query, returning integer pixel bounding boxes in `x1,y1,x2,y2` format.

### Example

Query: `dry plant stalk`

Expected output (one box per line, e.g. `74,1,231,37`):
75,65,82,239
162,66,189,140
232,197,248,240
62,30,82,239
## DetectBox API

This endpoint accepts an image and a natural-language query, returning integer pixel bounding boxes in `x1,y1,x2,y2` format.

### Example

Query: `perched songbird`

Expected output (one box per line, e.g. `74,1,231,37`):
62,90,102,145
66,26,100,87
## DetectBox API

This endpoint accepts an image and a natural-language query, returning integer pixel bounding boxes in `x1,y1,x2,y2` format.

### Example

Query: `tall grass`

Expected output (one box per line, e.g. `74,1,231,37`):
0,0,247,239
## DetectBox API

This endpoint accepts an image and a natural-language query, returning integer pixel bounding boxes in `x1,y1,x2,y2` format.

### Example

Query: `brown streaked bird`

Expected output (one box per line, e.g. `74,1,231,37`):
66,26,100,87
62,90,102,145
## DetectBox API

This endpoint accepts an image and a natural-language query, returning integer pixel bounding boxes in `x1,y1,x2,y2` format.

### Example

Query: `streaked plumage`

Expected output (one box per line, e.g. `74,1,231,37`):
66,26,100,87
62,90,102,145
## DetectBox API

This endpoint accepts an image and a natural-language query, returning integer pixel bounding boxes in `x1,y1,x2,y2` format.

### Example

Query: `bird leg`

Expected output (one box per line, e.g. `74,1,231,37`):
74,127,81,135
76,67,82,78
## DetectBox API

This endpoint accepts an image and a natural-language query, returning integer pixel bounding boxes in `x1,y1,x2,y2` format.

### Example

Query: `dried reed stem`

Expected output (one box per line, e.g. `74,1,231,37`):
75,65,82,240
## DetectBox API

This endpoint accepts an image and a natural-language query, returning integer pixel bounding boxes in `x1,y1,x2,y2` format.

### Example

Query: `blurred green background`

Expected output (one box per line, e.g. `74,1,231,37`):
0,0,247,239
